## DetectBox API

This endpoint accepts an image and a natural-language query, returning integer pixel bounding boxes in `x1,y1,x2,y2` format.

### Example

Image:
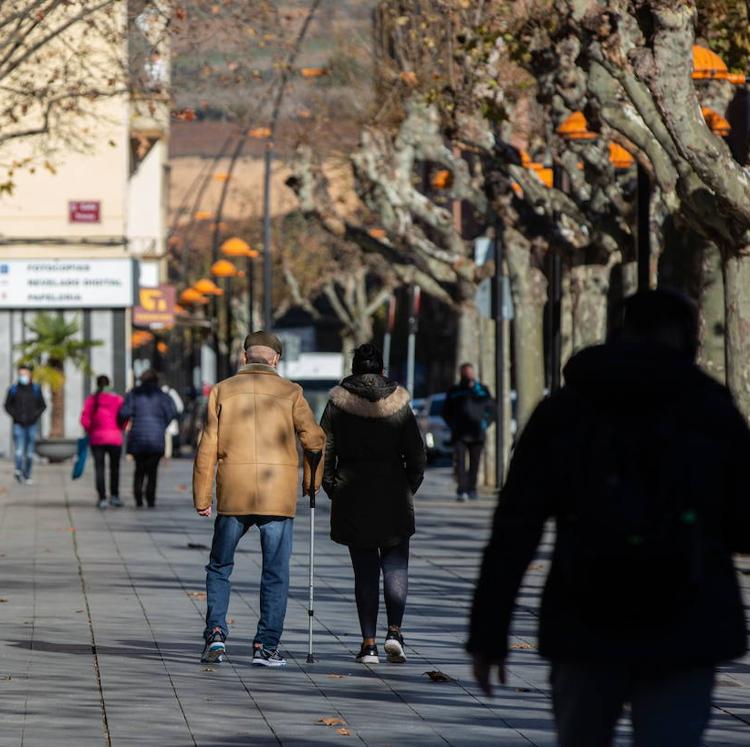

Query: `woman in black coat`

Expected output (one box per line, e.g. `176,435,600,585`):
320,344,426,665
119,369,177,508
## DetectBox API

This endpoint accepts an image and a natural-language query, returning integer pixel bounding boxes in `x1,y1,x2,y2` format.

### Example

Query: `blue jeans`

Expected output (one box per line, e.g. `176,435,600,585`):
204,514,293,649
13,423,37,479
551,660,715,747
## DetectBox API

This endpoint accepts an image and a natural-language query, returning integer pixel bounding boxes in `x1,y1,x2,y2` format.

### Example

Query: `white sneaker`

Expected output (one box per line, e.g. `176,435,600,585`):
14,470,22,483
355,643,379,664
456,492,468,503
109,496,124,507
252,645,287,668
97,498,108,510
24,477,33,486
384,631,406,663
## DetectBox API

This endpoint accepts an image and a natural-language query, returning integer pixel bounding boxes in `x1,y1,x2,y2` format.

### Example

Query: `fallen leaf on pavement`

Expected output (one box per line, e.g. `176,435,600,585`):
319,717,346,727
424,670,452,682
227,616,235,625
510,641,536,650
326,674,349,679
336,728,351,736
187,591,207,600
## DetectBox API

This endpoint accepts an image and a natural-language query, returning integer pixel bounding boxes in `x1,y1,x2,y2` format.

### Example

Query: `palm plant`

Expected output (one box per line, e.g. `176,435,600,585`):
15,313,101,438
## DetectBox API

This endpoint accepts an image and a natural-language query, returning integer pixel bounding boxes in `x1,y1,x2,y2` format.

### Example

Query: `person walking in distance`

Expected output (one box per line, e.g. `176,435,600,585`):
468,290,750,747
119,369,177,508
320,344,426,665
80,375,125,509
193,332,325,667
4,364,46,485
442,363,494,502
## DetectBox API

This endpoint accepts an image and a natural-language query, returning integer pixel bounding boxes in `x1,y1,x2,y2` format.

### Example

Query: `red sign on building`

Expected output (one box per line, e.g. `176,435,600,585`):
68,201,101,223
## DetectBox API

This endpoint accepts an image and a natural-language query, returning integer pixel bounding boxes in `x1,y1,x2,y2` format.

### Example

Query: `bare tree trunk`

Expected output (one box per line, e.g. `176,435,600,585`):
561,268,573,369
697,240,725,383
722,251,750,421
479,316,496,489
506,235,546,432
50,385,64,439
570,264,611,353
456,302,481,370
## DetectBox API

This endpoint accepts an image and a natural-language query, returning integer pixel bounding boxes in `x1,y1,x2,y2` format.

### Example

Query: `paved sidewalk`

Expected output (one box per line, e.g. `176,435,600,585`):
0,457,748,746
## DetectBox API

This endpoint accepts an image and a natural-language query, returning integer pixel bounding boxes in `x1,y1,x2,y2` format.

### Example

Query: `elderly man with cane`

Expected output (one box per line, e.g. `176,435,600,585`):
193,331,325,667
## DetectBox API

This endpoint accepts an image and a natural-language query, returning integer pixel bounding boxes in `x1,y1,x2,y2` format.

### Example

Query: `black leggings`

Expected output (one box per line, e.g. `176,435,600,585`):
133,453,162,506
348,539,409,640
91,444,121,502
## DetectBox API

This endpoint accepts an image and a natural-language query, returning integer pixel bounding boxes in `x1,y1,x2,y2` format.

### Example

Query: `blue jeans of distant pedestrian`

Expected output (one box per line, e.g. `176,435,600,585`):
13,423,37,479
204,514,293,649
551,660,715,747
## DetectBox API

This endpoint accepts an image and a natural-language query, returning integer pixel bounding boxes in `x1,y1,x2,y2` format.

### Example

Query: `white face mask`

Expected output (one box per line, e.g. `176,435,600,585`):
18,374,30,386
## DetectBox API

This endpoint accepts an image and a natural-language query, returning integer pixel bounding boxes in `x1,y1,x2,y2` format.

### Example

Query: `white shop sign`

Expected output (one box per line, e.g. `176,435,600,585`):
0,259,137,308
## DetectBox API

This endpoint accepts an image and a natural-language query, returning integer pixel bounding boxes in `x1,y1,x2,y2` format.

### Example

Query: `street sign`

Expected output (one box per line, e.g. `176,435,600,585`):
0,259,136,308
133,285,176,328
68,200,101,223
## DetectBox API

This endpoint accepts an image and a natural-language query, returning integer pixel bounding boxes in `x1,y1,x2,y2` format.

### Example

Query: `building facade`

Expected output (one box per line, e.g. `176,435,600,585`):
0,2,169,457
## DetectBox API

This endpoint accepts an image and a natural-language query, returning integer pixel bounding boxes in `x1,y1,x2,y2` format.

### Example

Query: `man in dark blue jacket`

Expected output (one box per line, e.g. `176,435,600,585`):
468,290,750,747
442,363,494,501
4,365,46,484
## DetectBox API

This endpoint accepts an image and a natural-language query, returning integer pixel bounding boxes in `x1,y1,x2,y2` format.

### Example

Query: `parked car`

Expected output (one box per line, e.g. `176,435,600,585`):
416,392,452,461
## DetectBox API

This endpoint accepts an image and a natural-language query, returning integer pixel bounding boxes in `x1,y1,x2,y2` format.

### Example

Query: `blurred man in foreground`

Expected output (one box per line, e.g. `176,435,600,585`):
468,290,750,747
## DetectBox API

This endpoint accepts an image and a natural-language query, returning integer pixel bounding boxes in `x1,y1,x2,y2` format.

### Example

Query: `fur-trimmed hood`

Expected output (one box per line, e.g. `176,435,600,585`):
330,374,411,419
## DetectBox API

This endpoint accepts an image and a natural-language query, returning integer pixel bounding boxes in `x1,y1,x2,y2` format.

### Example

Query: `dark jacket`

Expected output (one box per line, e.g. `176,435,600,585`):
320,374,427,549
4,382,46,426
468,342,750,666
120,383,177,456
442,380,494,444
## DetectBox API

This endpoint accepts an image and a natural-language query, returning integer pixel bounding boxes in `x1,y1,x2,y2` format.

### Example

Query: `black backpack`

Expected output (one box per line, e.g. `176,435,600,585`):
559,399,704,627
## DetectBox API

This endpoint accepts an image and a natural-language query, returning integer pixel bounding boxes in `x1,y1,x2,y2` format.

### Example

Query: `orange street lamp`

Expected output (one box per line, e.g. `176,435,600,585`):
557,111,597,141
431,169,453,189
220,236,258,258
211,259,240,278
535,167,553,188
180,288,209,305
193,278,224,296
701,106,732,136
609,142,635,169
692,45,746,85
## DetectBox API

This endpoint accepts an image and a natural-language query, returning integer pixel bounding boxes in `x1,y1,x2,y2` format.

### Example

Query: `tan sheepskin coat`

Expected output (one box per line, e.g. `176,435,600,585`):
193,364,325,516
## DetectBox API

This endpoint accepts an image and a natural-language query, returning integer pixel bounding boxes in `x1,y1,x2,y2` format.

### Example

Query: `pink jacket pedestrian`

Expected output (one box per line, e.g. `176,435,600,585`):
80,390,125,446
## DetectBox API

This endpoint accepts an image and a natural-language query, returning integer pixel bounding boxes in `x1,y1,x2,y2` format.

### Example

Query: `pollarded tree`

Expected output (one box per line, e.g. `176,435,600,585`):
524,0,750,417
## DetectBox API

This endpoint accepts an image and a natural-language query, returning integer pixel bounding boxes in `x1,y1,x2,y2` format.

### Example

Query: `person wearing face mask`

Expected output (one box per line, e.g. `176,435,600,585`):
442,363,495,502
4,365,46,485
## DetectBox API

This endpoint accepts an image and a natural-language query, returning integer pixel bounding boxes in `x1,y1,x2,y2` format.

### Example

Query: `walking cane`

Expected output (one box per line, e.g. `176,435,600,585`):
305,450,322,664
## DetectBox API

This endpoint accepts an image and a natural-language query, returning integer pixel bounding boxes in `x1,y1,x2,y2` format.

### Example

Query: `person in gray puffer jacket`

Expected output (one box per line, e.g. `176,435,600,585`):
320,344,426,666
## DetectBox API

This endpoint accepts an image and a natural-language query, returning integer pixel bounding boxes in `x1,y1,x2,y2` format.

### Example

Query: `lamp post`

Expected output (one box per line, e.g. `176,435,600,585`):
211,259,240,377
382,295,396,377
220,237,258,333
406,285,421,395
